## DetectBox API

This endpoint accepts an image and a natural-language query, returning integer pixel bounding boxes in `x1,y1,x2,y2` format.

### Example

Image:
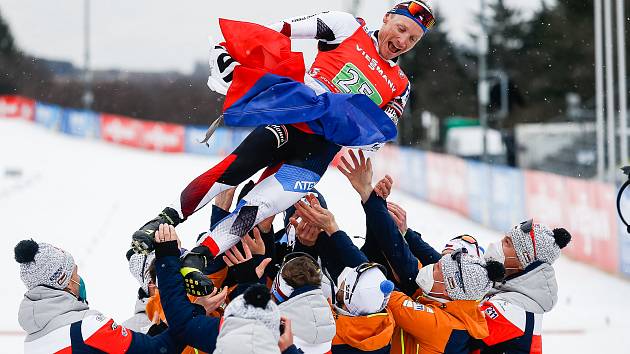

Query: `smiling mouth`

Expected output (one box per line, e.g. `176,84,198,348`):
388,41,402,54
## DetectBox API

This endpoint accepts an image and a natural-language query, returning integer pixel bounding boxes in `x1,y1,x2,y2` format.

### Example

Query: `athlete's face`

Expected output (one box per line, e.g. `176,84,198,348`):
378,14,425,60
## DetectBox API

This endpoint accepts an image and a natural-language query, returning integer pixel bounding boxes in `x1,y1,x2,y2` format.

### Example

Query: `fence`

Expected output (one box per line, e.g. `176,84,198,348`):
2,94,628,278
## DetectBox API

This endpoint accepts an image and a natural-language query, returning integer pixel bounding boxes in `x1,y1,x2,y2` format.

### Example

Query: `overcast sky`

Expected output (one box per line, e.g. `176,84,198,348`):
0,0,545,74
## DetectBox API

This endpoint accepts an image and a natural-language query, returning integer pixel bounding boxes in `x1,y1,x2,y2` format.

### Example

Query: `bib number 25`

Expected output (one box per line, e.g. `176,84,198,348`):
332,63,383,105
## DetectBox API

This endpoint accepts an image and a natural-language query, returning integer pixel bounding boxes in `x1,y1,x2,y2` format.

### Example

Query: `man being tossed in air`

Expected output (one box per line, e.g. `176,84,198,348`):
131,1,436,295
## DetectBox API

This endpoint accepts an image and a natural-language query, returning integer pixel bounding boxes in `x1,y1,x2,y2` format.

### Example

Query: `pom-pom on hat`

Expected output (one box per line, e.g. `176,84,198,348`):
223,284,281,341
15,239,75,290
508,219,572,267
439,249,505,301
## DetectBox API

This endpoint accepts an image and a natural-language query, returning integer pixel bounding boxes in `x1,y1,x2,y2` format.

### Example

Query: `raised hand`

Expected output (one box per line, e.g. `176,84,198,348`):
290,216,321,247
387,201,408,236
294,194,339,236
243,227,265,255
374,175,394,200
338,149,373,203
193,286,229,315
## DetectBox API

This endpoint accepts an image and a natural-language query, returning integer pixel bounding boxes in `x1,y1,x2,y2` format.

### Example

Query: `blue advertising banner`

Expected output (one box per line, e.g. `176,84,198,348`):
35,102,63,131
399,148,427,200
489,165,527,232
185,126,248,156
618,180,630,276
466,160,490,225
61,109,100,138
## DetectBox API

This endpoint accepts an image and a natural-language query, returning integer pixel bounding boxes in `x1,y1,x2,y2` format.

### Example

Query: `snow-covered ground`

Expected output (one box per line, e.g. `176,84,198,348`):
1,119,628,353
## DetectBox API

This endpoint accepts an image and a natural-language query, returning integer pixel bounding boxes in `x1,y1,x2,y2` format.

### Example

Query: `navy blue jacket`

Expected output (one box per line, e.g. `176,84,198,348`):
155,241,221,353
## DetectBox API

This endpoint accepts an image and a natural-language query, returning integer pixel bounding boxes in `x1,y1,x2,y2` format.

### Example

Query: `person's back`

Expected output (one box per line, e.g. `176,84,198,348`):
476,221,572,354
15,239,179,354
272,254,336,353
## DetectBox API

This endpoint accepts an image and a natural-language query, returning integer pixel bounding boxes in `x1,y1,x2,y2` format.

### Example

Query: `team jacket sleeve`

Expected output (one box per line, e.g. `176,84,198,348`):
154,241,221,353
79,314,181,354
362,191,421,294
266,11,360,43
316,229,368,280
404,228,441,267
387,291,439,339
382,82,410,125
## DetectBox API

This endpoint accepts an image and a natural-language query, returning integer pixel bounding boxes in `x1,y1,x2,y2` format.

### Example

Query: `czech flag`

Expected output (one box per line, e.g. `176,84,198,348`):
219,19,397,149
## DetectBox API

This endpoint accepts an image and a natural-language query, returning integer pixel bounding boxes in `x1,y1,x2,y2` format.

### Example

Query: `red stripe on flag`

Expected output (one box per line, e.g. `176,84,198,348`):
201,236,220,256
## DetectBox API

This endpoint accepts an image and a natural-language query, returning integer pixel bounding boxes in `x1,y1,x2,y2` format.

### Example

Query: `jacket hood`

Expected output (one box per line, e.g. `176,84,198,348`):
487,261,558,313
279,288,335,347
421,298,489,339
214,316,280,354
18,286,90,336
332,308,395,351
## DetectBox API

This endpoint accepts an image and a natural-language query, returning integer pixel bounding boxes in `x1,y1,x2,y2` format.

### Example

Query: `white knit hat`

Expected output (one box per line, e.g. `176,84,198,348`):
508,219,571,267
223,284,281,341
15,239,75,290
128,251,155,294
439,250,504,301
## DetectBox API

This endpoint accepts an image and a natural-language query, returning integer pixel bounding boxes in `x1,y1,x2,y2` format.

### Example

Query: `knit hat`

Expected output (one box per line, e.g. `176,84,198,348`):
127,250,155,294
14,239,75,290
223,284,281,341
439,249,505,301
508,219,572,267
337,264,394,316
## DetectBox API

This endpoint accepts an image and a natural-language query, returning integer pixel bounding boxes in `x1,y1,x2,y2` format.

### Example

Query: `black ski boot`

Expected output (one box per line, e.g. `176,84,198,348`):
180,245,215,296
131,207,182,254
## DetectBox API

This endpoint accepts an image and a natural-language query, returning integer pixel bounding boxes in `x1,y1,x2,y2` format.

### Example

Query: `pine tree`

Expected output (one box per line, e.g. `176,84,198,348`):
0,8,15,56
398,9,477,147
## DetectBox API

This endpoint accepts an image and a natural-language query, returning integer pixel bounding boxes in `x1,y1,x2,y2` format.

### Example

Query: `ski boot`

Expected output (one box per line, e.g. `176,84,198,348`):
131,207,182,254
180,245,215,296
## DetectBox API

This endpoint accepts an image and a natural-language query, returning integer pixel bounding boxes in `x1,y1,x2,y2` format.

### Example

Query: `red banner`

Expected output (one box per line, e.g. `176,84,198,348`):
426,152,469,216
0,95,35,121
524,170,619,273
100,114,184,152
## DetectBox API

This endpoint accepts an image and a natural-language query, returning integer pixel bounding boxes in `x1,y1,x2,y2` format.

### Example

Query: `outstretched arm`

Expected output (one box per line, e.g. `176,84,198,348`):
266,11,361,43
154,225,221,353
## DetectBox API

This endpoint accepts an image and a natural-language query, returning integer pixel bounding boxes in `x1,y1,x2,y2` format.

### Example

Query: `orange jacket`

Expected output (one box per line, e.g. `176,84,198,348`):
388,291,489,354
331,308,395,352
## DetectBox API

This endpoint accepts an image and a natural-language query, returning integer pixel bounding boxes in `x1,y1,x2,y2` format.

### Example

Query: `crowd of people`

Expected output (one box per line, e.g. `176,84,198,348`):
15,150,571,354
15,2,573,353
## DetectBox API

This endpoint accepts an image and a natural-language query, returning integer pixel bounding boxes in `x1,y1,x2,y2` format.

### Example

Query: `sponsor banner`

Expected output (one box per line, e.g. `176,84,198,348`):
185,126,236,156
372,144,403,183
618,180,630,276
399,148,427,200
489,166,526,232
100,114,144,148
34,102,63,131
101,114,184,152
426,152,469,216
0,95,35,121
523,170,566,227
62,109,100,138
525,170,619,273
139,120,185,153
563,179,618,273
466,160,490,225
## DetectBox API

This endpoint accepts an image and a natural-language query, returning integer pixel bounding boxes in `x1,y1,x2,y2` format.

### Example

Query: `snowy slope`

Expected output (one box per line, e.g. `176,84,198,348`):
1,119,628,353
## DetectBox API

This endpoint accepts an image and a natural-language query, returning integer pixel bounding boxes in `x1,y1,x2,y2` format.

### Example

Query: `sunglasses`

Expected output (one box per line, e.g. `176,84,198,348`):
390,1,436,33
450,248,468,294
346,262,387,304
519,219,537,259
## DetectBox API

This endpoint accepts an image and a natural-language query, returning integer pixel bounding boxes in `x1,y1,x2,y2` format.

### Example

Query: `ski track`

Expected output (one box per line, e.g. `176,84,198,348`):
1,119,627,353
